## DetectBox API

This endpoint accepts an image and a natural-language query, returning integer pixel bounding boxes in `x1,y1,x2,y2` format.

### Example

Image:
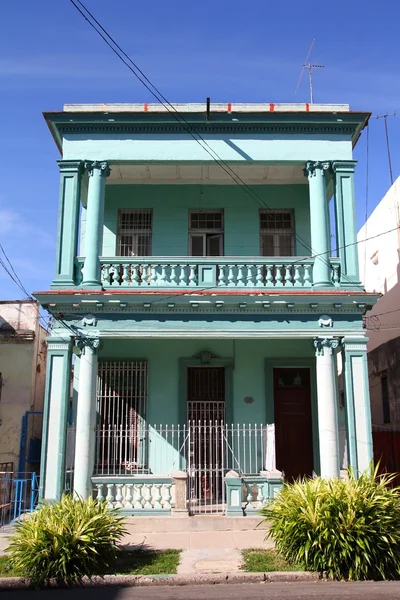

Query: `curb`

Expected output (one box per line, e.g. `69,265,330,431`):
0,571,320,590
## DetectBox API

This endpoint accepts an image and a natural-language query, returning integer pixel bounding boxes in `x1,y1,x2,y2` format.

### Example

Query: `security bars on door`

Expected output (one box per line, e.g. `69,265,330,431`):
95,361,148,475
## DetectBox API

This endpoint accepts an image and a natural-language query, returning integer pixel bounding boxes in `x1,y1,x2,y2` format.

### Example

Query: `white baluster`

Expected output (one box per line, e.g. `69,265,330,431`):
246,484,253,507
257,483,264,508
189,265,197,286
102,264,110,286
275,265,283,287
149,265,157,285
332,265,340,286
153,484,162,510
125,484,133,509
131,264,140,286
237,265,245,287
96,484,104,502
143,484,152,510
163,484,172,510
114,484,123,508
179,264,187,286
246,264,254,287
256,264,264,287
218,264,226,287
122,264,129,285
134,483,144,510
106,484,114,509
160,265,167,286
294,264,302,287
227,265,236,287
170,264,178,286
265,265,273,287
283,264,293,287
304,263,312,287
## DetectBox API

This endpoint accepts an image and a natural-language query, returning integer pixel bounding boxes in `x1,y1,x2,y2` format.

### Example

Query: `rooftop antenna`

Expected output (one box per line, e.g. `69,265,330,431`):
295,39,324,104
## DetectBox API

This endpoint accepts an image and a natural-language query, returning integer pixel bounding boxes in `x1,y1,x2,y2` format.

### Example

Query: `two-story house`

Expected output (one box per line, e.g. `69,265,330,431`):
35,102,377,516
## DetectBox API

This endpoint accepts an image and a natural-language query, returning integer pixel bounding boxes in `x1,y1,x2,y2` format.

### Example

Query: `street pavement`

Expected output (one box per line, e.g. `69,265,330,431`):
2,582,400,599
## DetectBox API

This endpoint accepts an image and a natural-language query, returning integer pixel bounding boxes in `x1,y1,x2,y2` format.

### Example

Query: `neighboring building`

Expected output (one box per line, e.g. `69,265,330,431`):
358,177,400,426
34,102,378,516
0,300,47,473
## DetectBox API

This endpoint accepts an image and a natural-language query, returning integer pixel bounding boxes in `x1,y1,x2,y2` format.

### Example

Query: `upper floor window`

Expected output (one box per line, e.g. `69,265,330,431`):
189,210,224,256
117,210,152,256
260,210,295,256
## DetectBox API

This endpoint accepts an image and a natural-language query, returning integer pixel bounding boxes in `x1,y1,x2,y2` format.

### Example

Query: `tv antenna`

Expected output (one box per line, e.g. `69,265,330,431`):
295,39,324,104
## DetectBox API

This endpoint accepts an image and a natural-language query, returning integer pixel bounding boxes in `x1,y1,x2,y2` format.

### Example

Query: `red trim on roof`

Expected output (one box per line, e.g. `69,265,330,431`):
34,289,371,297
269,103,275,112
144,103,148,112
227,103,232,113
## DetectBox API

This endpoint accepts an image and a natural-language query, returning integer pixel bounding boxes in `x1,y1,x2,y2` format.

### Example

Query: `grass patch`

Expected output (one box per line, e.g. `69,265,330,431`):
241,549,303,573
0,555,25,578
0,549,181,579
107,549,181,576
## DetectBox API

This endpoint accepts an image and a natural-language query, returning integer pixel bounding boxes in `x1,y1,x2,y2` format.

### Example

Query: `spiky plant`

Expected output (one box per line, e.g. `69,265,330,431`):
7,494,126,587
261,466,400,580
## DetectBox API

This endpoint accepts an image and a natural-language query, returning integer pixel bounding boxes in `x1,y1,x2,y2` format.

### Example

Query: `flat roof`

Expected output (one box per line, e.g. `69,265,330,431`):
63,102,350,113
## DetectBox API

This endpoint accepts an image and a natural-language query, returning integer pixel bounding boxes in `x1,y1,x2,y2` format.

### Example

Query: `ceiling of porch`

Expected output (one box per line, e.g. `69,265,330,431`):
107,163,307,185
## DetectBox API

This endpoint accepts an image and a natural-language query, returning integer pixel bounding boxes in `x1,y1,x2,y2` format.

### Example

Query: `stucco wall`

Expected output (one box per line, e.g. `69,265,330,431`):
80,184,311,257
0,301,47,471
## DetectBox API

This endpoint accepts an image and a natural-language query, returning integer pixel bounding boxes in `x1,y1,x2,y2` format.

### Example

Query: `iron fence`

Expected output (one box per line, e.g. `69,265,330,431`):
0,472,39,526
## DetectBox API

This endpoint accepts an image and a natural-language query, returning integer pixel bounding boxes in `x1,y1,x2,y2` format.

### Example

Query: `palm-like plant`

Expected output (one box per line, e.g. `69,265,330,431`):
8,494,126,587
261,466,400,580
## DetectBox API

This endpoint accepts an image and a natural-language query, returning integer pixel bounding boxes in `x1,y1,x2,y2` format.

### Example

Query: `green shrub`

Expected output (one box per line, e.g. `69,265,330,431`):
261,467,400,580
7,494,126,587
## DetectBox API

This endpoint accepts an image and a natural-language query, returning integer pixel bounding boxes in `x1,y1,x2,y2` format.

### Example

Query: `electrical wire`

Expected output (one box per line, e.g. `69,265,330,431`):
68,0,352,284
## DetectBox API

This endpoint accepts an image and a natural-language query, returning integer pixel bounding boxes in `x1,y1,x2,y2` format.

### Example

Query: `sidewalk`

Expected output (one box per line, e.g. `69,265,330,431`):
0,524,273,575
124,527,273,575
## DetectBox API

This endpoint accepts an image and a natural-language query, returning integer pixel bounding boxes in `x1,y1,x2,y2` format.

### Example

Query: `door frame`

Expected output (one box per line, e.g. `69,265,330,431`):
179,356,234,426
265,358,320,476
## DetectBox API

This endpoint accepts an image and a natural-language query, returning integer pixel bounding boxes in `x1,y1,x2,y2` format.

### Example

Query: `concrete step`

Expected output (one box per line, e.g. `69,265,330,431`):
124,515,268,533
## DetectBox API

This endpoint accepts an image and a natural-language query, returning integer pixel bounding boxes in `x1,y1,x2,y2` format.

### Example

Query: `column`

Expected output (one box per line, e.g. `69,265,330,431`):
73,337,100,499
342,337,373,473
40,337,72,501
314,337,340,478
332,161,361,288
81,161,110,288
51,160,83,288
304,161,332,287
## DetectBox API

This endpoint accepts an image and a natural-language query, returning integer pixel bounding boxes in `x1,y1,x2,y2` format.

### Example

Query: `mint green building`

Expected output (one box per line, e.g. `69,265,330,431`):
35,102,378,516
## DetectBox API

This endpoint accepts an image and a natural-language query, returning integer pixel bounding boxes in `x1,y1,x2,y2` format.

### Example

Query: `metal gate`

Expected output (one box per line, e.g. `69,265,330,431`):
187,367,226,514
0,472,39,526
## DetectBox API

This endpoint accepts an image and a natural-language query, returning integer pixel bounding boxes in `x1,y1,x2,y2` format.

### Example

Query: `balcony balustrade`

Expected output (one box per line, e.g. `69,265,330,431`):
75,256,341,289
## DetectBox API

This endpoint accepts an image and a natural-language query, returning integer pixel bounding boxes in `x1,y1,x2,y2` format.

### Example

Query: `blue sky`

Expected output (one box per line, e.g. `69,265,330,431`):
1,0,399,299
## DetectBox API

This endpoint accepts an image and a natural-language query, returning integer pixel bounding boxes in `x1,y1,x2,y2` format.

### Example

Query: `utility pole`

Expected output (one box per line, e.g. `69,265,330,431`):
374,112,396,185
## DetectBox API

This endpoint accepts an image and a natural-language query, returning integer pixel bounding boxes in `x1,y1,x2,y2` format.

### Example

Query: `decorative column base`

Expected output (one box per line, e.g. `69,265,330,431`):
171,471,188,516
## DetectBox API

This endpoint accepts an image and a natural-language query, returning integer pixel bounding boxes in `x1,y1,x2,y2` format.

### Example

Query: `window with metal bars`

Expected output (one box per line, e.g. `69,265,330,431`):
260,210,295,256
117,210,152,256
95,361,148,475
189,210,224,257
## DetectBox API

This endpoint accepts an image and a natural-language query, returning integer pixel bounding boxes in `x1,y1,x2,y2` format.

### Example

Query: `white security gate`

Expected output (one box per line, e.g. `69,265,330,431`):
95,361,148,475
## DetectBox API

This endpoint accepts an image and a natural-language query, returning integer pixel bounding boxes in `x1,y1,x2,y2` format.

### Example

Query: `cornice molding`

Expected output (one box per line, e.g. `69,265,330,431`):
57,159,84,174
57,123,357,137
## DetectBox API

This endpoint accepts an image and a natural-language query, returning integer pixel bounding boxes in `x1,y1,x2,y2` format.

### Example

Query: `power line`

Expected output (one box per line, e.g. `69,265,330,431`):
68,0,350,284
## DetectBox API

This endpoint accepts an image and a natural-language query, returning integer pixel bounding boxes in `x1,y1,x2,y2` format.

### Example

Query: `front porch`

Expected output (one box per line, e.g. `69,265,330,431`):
40,334,373,516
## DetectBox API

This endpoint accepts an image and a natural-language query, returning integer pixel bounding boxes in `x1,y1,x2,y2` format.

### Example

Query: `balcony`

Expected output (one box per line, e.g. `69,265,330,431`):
75,257,341,289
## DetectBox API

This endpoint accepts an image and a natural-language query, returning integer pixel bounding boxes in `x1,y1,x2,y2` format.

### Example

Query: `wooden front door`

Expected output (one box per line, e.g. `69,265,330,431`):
273,368,314,480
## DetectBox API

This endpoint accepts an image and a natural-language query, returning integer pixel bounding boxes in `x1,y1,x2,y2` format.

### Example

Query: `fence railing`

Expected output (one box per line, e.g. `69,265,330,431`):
0,472,39,526
92,476,173,514
93,422,272,477
75,256,342,289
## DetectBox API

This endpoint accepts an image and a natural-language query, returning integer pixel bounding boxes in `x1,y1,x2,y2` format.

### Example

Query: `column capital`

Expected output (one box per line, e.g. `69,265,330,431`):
57,159,84,174
341,336,368,352
75,336,101,354
331,160,357,174
46,336,73,352
314,337,340,356
84,160,111,178
303,160,331,179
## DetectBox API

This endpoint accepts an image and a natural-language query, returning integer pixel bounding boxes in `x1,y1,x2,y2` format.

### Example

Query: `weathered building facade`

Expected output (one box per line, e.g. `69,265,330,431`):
35,102,377,515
